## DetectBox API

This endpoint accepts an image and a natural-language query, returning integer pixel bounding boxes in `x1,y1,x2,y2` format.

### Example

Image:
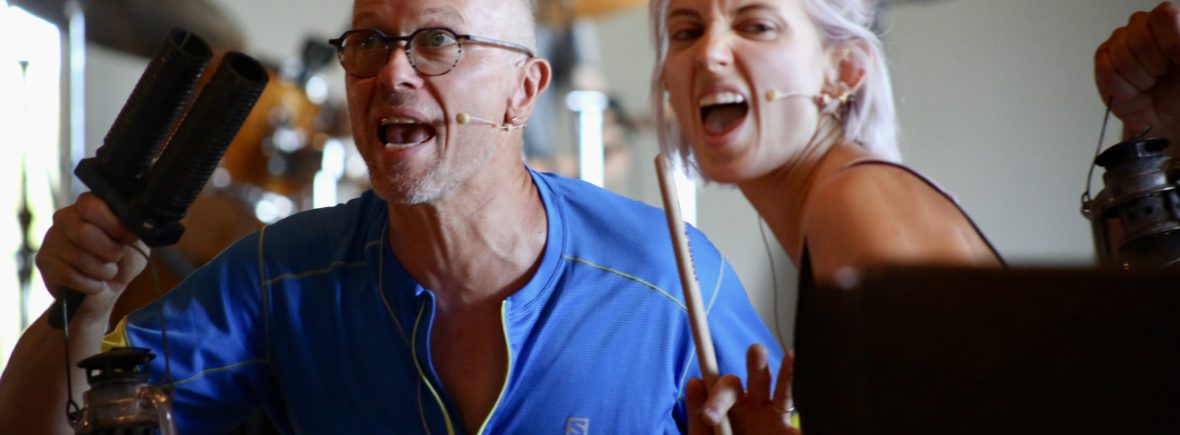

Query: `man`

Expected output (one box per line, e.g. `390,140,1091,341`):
0,0,778,433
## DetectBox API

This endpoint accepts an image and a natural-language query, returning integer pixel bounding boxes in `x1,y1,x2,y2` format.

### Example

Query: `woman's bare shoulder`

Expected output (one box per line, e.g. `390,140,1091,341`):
802,162,997,278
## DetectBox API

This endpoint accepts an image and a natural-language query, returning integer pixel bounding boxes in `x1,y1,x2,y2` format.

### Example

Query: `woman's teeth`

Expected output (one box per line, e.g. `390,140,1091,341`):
698,91,747,107
698,91,750,135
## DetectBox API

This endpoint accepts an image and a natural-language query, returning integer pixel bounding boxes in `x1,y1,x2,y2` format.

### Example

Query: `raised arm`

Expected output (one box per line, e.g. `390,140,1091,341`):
1096,2,1180,144
0,193,149,434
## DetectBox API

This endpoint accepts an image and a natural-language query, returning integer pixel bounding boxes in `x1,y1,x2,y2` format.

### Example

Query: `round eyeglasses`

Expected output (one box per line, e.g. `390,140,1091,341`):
328,28,535,78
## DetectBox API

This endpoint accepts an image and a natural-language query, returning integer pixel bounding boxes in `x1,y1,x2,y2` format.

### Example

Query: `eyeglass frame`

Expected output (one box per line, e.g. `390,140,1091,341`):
328,27,536,78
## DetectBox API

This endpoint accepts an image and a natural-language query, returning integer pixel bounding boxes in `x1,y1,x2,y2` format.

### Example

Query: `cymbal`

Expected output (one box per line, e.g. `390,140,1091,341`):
8,0,243,58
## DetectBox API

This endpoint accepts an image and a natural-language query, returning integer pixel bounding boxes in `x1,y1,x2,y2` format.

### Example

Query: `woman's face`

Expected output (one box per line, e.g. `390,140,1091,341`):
662,0,831,183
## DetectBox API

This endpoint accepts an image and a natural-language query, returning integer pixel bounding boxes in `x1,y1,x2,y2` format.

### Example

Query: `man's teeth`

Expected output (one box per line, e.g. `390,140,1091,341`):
380,117,418,126
380,117,425,148
698,92,746,107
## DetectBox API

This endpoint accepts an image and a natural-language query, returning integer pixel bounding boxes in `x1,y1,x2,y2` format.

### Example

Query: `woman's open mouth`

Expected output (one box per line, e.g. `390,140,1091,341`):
698,91,750,137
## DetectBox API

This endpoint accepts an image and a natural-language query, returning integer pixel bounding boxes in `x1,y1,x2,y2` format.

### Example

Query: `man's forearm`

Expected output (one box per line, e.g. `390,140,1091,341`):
0,302,115,434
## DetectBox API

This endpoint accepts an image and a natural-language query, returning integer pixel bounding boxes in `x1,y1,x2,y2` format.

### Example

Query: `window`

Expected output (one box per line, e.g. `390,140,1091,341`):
0,2,62,370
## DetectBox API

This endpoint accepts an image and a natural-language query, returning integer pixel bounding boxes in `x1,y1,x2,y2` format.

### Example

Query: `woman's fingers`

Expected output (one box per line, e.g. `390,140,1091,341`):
746,344,773,404
772,349,795,414
701,375,744,426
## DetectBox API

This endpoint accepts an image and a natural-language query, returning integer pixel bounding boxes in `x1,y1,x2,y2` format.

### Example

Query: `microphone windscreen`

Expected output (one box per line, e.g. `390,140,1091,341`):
457,113,473,124
139,52,269,224
95,29,212,192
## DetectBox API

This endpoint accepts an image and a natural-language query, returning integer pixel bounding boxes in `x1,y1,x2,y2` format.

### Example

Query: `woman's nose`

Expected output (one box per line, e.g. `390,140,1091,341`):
694,29,733,71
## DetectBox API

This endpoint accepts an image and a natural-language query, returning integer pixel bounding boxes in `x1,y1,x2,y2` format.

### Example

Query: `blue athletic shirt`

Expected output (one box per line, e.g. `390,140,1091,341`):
105,169,782,434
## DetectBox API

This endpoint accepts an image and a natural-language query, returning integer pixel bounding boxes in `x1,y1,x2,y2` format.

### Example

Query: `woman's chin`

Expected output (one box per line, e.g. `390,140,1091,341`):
698,157,771,185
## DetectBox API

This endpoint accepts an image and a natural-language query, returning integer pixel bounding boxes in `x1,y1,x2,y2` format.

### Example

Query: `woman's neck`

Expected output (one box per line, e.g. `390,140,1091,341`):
737,119,863,264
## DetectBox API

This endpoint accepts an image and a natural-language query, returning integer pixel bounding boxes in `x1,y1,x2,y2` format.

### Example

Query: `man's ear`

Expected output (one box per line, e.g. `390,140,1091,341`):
506,57,552,123
825,39,870,97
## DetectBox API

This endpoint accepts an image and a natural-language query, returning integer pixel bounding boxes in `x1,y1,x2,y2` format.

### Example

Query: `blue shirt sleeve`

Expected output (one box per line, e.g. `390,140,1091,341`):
121,230,276,433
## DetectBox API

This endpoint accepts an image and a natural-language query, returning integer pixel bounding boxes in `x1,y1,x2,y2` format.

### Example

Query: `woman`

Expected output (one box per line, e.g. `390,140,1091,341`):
648,0,1004,431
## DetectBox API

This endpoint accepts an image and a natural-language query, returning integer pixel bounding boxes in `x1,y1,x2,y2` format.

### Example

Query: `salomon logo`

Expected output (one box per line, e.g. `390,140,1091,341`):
565,417,589,434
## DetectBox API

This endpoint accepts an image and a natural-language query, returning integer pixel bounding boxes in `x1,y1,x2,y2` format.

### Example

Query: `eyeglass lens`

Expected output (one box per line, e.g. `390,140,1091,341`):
338,29,462,77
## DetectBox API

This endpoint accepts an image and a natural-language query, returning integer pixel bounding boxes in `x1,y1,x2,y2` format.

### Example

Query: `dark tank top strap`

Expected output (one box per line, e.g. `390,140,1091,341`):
841,159,1007,267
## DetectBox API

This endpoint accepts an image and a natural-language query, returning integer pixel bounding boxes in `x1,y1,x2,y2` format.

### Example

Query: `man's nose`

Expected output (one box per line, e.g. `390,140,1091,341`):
377,46,423,89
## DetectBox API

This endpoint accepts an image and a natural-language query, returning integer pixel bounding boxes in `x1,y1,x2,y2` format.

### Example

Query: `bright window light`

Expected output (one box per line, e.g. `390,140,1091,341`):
0,3,62,371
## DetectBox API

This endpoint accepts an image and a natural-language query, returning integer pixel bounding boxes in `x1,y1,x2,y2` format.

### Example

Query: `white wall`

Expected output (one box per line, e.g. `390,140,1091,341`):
79,0,1167,346
887,0,1160,265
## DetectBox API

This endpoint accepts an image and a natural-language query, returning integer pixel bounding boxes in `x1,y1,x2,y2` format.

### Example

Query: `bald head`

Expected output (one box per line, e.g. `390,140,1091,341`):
503,0,539,50
364,0,538,50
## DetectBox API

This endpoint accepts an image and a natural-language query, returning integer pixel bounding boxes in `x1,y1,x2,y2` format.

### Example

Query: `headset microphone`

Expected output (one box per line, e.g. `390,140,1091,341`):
456,112,525,131
765,89,816,103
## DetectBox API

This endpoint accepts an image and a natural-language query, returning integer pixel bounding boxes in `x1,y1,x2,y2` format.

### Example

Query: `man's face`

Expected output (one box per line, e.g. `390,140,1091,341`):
346,0,529,204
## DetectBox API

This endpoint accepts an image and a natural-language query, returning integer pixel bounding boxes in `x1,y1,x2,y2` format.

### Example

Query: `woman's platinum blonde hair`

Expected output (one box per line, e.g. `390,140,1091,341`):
648,0,901,174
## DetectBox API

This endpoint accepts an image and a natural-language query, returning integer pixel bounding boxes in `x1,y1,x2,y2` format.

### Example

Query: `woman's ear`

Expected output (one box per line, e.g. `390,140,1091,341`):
825,39,870,97
506,57,552,124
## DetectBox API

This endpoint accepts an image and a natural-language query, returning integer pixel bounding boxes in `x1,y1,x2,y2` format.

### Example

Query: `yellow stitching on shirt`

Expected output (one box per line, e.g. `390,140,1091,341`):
411,302,456,435
173,359,273,386
262,260,367,286
562,255,687,311
475,303,513,435
706,259,726,315
259,236,382,288
678,261,726,402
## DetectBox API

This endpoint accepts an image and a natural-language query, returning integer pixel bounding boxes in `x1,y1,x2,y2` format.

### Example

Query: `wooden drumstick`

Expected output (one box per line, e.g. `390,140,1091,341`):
655,154,734,435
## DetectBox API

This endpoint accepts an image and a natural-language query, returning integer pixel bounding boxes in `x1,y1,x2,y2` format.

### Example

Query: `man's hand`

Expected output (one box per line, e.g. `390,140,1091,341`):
687,345,800,435
35,192,149,318
1096,2,1180,142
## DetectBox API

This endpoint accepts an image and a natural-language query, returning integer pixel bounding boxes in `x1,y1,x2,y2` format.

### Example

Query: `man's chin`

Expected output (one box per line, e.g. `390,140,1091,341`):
372,177,448,206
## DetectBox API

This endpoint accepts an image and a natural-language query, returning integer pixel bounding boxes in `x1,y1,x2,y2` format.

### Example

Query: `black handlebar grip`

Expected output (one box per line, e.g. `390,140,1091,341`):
139,51,269,223
95,29,211,192
48,50,266,330
47,288,86,329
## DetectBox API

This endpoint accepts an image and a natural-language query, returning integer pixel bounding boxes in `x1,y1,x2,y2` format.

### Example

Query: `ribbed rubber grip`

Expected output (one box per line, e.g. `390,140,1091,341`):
96,29,211,191
140,51,269,223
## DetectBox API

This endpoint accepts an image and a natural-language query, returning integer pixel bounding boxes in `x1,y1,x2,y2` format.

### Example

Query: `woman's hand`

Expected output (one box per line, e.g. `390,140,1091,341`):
1096,2,1180,142
687,345,801,435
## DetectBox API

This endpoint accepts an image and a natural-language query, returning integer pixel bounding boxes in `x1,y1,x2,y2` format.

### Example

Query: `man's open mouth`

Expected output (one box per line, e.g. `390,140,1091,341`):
378,117,437,149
